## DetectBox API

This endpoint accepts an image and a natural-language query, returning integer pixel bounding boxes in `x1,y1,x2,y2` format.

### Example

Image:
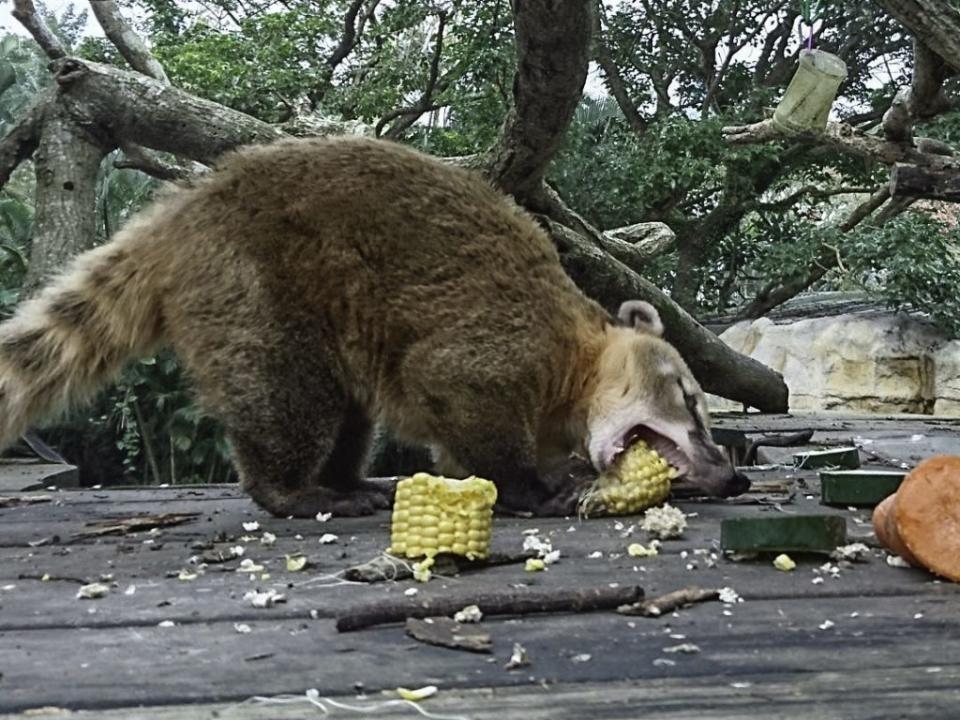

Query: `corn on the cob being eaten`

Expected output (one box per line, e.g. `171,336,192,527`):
578,440,677,517
388,473,497,560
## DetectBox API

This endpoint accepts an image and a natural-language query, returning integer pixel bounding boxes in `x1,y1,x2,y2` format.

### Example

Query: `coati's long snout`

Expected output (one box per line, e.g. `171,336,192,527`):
586,300,750,500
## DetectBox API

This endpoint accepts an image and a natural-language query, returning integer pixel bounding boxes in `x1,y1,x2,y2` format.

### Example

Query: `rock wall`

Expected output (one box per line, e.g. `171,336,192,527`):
713,310,960,415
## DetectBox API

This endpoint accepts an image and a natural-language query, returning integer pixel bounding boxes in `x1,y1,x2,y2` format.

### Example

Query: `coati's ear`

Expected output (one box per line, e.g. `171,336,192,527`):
617,300,664,337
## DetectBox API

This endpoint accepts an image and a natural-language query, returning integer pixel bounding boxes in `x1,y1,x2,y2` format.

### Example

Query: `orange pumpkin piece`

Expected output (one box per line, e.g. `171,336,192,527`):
872,494,919,566
876,455,960,582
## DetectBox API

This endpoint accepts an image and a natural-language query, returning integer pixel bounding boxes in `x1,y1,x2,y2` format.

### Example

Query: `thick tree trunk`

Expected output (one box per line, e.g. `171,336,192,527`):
671,237,705,311
486,0,594,202
25,104,106,293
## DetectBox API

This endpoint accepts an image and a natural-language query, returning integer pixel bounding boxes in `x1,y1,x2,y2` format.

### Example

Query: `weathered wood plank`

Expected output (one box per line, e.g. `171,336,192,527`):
4,665,960,720
2,483,951,632
0,459,78,492
0,594,957,713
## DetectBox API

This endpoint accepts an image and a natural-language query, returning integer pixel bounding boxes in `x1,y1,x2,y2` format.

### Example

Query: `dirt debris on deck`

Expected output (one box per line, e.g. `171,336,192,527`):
1,414,960,719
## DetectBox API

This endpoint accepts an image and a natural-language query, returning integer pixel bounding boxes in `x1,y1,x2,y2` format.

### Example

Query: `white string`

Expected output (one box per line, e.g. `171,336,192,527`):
245,689,472,720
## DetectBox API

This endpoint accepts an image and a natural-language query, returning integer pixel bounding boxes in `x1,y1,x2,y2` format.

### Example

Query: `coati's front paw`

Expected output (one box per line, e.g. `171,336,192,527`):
534,487,583,517
251,480,395,518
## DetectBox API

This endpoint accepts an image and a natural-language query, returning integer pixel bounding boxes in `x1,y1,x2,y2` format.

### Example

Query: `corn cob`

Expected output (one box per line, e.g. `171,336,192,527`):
578,440,677,517
388,473,497,560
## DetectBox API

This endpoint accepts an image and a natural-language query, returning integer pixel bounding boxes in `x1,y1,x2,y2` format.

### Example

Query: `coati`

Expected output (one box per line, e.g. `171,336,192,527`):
0,136,747,516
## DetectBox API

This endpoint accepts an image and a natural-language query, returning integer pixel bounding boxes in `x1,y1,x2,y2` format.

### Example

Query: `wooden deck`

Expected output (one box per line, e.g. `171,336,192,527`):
2,414,960,718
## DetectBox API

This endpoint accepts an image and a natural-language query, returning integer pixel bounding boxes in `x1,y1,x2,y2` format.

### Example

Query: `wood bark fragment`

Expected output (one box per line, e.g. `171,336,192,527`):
405,617,493,653
336,584,643,632
617,586,719,617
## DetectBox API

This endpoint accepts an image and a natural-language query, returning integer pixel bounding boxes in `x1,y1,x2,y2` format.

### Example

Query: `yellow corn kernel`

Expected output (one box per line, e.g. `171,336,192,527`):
387,473,497,560
578,440,677,518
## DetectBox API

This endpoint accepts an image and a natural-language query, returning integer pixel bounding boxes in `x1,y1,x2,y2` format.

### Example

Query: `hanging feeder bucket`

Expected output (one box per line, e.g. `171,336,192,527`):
772,49,847,135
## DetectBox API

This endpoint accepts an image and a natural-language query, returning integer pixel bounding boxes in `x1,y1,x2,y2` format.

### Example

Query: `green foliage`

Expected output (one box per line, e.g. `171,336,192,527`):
109,353,233,485
841,214,960,337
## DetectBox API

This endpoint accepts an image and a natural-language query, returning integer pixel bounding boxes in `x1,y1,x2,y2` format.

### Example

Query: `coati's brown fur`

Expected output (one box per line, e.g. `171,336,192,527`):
0,136,743,516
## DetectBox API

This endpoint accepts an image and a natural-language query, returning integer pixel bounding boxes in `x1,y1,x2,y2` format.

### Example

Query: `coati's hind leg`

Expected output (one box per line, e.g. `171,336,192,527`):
185,337,388,518
227,397,390,518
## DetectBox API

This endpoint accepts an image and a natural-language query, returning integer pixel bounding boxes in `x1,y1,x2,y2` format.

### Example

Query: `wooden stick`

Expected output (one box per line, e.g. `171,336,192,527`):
617,586,719,617
336,584,643,632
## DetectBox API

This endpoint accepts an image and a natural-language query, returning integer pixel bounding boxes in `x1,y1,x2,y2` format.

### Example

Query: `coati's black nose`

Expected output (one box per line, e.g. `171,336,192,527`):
721,471,751,498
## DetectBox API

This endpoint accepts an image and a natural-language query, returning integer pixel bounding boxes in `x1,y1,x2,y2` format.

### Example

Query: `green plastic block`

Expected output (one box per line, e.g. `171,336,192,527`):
819,469,906,508
721,515,847,554
793,446,861,470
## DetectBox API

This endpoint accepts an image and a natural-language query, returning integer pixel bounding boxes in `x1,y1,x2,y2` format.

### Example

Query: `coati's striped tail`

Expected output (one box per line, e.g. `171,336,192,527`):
0,212,166,450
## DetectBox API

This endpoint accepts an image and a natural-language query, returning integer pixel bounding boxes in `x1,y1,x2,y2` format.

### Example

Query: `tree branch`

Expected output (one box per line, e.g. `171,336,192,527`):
486,0,594,202
754,185,877,213
736,186,893,320
327,0,376,72
592,7,646,134
0,89,53,186
378,11,449,139
723,118,960,171
873,0,960,73
12,0,67,60
89,0,170,84
50,58,284,165
114,144,196,182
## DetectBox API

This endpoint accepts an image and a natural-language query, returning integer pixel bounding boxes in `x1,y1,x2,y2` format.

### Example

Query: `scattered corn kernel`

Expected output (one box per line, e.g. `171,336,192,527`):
627,541,660,558
285,554,308,572
641,503,687,539
525,558,546,572
397,686,438,702
413,557,434,583
578,441,677,517
773,553,796,572
388,473,497,560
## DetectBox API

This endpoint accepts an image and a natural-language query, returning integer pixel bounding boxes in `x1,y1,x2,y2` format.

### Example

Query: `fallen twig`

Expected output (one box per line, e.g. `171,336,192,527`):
72,511,200,539
617,586,718,617
17,572,88,584
337,584,643,632
0,494,53,508
344,550,538,583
